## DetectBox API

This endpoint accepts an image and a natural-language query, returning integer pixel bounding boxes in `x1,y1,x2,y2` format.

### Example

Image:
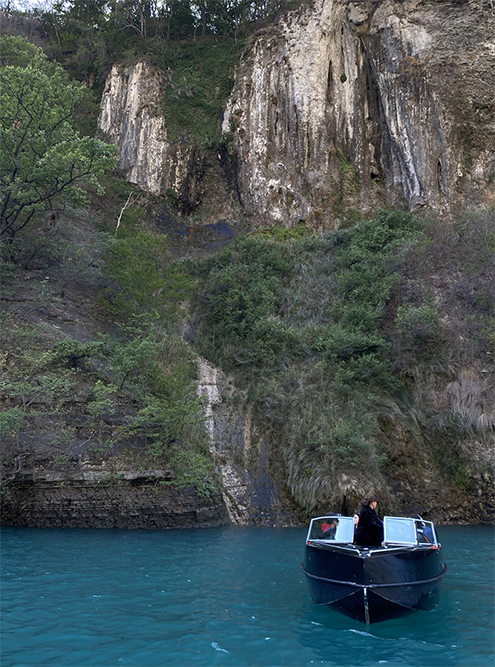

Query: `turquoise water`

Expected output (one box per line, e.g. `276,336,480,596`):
0,525,493,667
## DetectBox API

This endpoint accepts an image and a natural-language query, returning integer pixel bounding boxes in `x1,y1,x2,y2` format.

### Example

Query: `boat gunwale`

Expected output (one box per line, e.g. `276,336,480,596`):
301,561,448,589
305,541,440,556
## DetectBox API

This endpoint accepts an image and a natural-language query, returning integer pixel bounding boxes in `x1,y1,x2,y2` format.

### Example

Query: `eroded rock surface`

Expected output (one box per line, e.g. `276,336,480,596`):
1,457,230,529
197,357,303,526
98,62,201,205
223,0,495,227
98,2,495,229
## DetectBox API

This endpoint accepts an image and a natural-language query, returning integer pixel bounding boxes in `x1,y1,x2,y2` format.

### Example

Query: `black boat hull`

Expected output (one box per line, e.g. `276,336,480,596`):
302,544,447,624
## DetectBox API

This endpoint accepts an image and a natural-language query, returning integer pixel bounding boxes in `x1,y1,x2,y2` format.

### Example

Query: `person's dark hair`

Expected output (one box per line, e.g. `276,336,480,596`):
360,493,378,507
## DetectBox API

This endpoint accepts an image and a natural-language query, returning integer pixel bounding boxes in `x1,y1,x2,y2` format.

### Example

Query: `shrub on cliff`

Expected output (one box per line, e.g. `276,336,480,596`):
189,211,436,508
0,308,219,500
189,207,495,511
100,231,193,322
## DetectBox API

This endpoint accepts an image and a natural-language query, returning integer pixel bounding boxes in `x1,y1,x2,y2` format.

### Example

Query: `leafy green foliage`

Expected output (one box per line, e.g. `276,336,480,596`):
167,444,219,499
50,340,104,369
102,232,168,317
0,253,16,286
0,36,116,241
101,230,194,321
195,211,422,383
0,315,75,412
334,148,360,216
395,303,440,346
157,37,247,146
0,307,218,499
190,212,426,506
195,235,291,366
87,379,118,439
255,221,310,241
0,408,25,442
105,326,219,497
37,0,295,47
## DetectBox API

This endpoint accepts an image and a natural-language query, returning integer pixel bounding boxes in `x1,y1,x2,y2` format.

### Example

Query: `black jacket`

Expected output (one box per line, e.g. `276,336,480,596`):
355,506,384,546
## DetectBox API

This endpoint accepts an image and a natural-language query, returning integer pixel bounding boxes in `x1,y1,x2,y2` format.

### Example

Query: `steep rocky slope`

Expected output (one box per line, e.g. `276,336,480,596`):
223,0,495,226
93,0,495,525
0,211,303,529
98,0,495,229
2,0,494,528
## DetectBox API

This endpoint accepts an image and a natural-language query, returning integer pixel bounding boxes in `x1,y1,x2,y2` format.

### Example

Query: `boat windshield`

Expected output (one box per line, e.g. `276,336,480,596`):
307,516,355,543
383,517,438,547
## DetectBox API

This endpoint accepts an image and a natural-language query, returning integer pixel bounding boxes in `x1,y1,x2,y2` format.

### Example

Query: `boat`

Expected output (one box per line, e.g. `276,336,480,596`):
301,514,447,624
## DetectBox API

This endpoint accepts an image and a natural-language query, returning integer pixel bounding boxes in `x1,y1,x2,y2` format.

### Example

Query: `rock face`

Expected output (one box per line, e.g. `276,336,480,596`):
2,358,303,530
98,1,495,229
223,0,495,227
41,0,492,529
1,459,230,529
197,357,303,526
98,63,201,204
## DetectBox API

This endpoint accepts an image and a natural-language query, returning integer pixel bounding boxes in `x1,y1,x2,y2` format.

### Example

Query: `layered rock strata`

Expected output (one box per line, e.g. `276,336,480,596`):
1,462,229,529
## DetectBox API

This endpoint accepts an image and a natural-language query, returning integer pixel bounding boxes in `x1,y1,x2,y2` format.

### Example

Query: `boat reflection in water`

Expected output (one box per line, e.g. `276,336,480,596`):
302,515,447,624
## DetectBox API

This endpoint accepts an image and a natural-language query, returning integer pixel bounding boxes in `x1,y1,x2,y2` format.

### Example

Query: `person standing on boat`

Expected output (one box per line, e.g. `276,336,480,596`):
354,493,384,546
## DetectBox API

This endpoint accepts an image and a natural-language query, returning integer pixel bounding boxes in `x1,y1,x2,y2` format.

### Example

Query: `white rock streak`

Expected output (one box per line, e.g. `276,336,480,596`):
98,63,193,196
196,357,247,524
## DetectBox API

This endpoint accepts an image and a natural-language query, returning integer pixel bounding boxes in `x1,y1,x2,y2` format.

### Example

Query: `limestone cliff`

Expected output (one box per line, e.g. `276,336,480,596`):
1,460,229,529
89,0,495,527
3,0,494,531
97,1,495,229
98,63,202,207
197,357,303,526
223,0,495,227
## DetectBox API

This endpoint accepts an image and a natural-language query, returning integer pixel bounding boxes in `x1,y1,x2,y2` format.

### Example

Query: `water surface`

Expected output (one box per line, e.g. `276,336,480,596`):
1,525,493,667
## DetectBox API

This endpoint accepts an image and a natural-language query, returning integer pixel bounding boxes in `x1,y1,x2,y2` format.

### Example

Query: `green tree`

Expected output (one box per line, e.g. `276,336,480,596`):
53,0,108,27
0,35,116,242
102,231,193,320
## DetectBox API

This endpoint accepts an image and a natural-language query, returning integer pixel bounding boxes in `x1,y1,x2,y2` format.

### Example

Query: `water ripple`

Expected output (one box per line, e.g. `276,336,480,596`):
0,525,493,667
